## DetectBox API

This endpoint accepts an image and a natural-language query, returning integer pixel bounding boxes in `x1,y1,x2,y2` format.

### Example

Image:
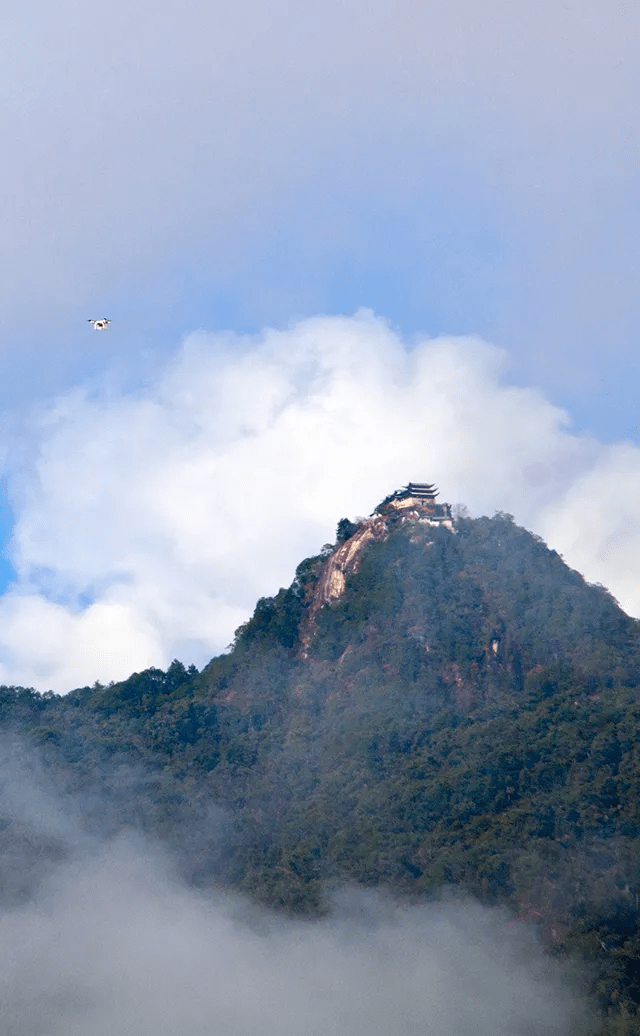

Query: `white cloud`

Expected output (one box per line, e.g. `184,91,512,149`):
0,311,638,692
536,443,640,609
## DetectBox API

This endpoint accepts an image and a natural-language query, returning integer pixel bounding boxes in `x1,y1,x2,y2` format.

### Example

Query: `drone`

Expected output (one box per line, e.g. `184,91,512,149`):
87,318,111,330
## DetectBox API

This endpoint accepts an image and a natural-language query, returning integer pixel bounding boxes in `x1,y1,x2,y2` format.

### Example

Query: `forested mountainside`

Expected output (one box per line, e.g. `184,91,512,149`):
2,511,640,1032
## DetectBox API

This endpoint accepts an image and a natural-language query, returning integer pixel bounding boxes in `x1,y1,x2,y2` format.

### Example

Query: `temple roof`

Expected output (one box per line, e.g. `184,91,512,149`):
404,482,439,496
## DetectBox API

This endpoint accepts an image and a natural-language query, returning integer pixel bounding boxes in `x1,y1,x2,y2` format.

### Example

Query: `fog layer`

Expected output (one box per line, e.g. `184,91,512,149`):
0,835,587,1036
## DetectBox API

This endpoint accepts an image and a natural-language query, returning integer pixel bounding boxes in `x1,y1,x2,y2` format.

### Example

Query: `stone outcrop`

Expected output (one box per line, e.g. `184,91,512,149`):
298,490,454,655
315,515,389,605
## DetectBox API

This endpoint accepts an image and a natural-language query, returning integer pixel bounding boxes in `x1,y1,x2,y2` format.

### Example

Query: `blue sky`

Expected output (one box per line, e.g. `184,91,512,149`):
1,0,640,689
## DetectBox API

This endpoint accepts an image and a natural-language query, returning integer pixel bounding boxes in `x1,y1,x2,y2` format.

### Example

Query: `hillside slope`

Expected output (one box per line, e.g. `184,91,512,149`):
2,509,640,1030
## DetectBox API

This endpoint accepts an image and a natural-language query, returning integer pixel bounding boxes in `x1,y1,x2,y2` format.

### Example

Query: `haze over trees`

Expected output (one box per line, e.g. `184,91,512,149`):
1,511,640,1032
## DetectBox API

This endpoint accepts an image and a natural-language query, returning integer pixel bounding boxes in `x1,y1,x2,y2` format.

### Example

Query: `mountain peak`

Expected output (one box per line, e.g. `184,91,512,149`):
300,485,454,653
3,507,640,1028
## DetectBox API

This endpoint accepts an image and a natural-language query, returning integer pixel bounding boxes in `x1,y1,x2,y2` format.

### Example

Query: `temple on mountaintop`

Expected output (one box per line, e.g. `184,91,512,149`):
378,482,453,527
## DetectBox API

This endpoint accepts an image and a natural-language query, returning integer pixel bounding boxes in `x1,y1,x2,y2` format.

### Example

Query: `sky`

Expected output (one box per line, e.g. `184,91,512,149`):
1,0,640,690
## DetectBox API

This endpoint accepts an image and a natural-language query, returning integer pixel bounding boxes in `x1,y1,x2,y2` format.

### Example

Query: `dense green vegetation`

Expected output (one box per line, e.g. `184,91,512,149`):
2,512,640,1031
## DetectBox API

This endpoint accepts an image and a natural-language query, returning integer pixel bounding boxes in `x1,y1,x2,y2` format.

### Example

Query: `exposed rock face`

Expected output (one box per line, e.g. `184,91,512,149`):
298,516,388,656
299,495,454,655
316,515,389,605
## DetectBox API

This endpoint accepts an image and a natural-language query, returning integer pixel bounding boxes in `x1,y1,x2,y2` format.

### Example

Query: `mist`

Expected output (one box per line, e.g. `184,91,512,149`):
0,744,590,1036
1,842,588,1036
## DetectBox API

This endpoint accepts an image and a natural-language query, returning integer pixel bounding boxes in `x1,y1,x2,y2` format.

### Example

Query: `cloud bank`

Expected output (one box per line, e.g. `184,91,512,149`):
1,311,639,691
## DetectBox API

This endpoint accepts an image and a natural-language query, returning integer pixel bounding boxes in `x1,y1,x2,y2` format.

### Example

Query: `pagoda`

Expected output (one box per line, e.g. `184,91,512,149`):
399,482,439,501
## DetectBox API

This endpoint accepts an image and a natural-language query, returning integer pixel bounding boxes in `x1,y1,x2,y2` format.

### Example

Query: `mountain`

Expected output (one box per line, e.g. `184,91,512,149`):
2,496,640,1031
